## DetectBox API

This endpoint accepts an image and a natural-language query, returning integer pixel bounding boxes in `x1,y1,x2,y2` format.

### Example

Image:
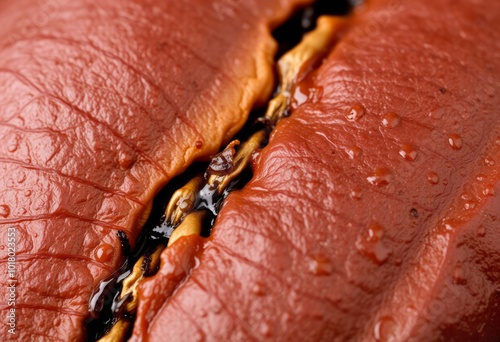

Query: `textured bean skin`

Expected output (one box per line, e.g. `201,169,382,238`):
134,0,500,341
0,0,308,340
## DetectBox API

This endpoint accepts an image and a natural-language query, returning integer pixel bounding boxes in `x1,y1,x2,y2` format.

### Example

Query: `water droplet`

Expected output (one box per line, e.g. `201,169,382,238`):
345,104,365,122
0,245,4,250
495,138,500,146
251,282,266,296
373,316,397,341
399,144,417,161
368,222,383,240
485,156,495,166
443,218,460,231
350,188,363,200
0,205,10,218
367,168,393,187
347,146,362,159
476,174,486,182
308,255,333,276
443,179,449,185
483,185,496,196
448,134,463,150
94,243,114,263
24,190,32,197
427,171,439,185
356,222,391,264
381,112,400,128
195,140,203,149
477,225,486,237
464,201,476,210
118,151,135,170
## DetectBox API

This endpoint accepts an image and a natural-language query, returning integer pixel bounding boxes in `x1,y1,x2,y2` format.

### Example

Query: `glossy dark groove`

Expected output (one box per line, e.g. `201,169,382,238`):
84,0,355,340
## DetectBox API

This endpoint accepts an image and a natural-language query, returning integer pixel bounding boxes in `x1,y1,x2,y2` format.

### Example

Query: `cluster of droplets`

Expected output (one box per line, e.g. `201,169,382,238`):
342,105,399,189
460,136,500,212
340,104,483,267
344,106,403,187
342,104,475,189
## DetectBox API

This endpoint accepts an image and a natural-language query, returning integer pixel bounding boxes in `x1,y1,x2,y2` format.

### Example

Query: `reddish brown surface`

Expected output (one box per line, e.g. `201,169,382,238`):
0,0,309,340
136,0,500,340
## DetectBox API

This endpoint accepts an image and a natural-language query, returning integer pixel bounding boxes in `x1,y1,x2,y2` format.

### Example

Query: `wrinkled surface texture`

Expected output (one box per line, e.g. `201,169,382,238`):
0,0,309,340
137,0,500,340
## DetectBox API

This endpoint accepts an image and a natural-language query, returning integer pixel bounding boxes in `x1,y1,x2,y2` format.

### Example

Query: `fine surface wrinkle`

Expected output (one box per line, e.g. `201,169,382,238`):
137,0,500,340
